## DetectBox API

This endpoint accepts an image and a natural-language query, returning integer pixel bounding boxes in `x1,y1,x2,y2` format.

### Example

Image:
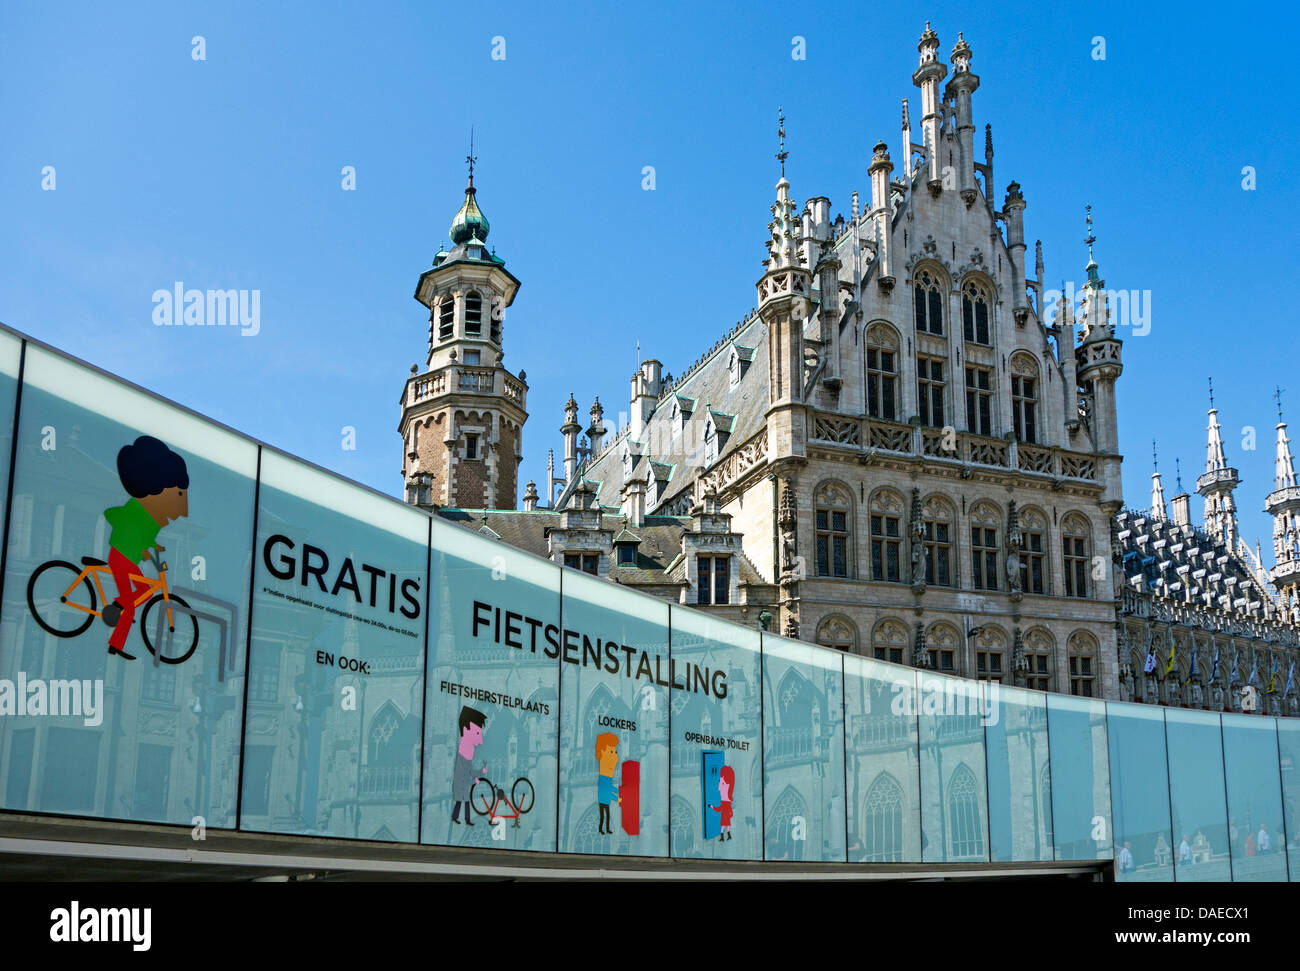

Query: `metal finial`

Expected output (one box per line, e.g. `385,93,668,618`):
1084,204,1095,260
1176,457,1184,491
1276,386,1285,421
776,107,788,177
466,127,477,188
1152,438,1159,473
1208,376,1214,409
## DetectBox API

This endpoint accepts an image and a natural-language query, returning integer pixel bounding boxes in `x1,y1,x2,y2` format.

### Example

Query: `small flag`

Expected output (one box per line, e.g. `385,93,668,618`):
1286,662,1295,696
1163,639,1177,682
1268,658,1280,694
1211,646,1220,682
1186,650,1198,686
1248,655,1259,686
1144,645,1157,674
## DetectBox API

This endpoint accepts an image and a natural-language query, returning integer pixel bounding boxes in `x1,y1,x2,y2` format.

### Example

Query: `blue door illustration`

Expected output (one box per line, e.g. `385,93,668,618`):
702,750,724,840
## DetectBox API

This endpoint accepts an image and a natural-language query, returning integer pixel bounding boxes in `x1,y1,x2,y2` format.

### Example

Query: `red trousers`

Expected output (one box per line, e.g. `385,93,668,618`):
108,548,149,650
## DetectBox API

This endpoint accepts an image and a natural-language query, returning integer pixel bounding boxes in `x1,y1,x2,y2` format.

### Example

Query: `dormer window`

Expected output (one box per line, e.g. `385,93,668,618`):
728,350,740,389
622,447,633,477
704,418,717,464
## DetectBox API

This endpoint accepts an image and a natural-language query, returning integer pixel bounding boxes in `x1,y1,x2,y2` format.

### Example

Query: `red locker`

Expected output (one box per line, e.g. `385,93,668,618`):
620,760,640,836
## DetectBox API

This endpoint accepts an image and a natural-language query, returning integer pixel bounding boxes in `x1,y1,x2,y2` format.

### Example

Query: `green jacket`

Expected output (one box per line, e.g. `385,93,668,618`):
104,498,162,563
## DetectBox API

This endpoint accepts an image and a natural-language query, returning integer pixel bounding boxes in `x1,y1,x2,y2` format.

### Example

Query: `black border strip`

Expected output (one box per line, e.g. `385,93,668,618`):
0,338,26,633
233,445,262,830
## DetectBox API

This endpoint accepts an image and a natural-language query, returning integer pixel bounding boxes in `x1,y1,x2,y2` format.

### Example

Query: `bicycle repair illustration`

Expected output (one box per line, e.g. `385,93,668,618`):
25,435,240,679
451,705,535,829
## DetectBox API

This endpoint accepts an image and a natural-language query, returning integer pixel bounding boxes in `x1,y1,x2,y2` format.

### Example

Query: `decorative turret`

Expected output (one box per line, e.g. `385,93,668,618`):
946,31,980,206
587,397,607,457
1073,206,1123,506
1266,391,1300,615
401,146,528,510
912,22,948,194
1003,181,1028,325
758,109,812,461
868,141,895,292
1197,379,1240,549
561,393,581,485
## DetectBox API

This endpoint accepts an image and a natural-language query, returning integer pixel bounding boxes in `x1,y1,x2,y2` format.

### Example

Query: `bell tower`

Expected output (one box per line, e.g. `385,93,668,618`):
400,146,528,510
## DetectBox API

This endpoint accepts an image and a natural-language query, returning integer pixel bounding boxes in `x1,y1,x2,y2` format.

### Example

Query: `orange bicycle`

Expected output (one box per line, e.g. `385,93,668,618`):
26,549,199,663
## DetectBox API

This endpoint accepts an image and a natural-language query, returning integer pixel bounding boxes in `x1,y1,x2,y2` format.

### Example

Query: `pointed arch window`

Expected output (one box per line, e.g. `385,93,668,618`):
870,489,904,582
947,765,985,859
865,324,899,421
464,290,483,337
1062,514,1091,599
917,355,946,427
815,481,853,578
970,504,1000,591
1011,355,1040,444
926,624,959,673
1068,631,1098,697
914,269,944,335
1020,507,1048,594
922,496,954,586
961,280,991,344
863,774,905,863
974,627,1007,682
1025,629,1054,692
816,616,858,654
872,619,908,664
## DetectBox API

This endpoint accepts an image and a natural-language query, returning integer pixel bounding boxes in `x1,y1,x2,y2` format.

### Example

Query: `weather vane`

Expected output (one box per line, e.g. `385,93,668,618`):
1084,204,1095,258
1276,386,1286,421
776,107,788,177
1175,457,1183,492
1208,376,1214,409
1152,438,1158,473
466,127,477,188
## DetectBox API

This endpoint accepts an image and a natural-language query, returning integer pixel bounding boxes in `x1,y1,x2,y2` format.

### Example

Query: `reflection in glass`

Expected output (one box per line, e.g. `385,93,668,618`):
761,634,845,862
422,520,559,852
844,657,919,863
0,345,256,828
558,571,669,858
918,673,989,863
1046,694,1111,861
1107,703,1173,882
1221,713,1287,882
668,606,761,861
1276,720,1300,881
1165,708,1230,881
985,683,1051,862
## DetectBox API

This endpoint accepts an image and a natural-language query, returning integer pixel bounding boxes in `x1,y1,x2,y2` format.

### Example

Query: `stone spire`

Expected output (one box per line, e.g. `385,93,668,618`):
561,393,581,485
912,22,948,193
1151,439,1167,521
1197,379,1240,549
1266,390,1300,615
586,396,606,457
1073,206,1123,506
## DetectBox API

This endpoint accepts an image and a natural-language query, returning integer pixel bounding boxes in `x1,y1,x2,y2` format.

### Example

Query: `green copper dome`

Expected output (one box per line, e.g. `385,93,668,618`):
449,183,490,245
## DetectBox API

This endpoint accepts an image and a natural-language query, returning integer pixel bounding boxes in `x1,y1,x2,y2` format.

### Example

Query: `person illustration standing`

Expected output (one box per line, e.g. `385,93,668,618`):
1178,834,1191,866
709,765,735,842
102,436,190,661
1257,823,1271,855
1117,841,1134,873
451,707,487,826
595,732,621,835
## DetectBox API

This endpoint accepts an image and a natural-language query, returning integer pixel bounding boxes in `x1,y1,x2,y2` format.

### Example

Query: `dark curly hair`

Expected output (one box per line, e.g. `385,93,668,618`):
117,436,189,498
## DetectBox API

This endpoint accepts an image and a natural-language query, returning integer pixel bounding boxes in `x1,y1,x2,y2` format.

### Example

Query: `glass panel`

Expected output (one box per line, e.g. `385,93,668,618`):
844,657,919,862
244,450,427,841
1276,718,1300,881
422,519,559,852
1045,694,1111,861
558,571,669,857
1106,702,1172,881
669,606,761,860
1221,713,1287,881
1164,707,1230,881
761,634,845,862
918,672,989,863
985,682,1051,862
0,344,256,828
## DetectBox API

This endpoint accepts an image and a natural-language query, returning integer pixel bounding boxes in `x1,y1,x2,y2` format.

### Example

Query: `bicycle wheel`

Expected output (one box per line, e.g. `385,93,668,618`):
140,593,199,664
469,777,496,817
512,777,535,816
26,561,96,638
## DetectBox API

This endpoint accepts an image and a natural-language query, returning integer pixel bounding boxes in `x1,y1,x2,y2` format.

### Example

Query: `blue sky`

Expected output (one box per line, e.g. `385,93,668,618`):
2,0,1296,557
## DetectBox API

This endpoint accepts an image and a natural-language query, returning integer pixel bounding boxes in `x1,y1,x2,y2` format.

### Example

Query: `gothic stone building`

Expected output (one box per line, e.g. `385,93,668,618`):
400,23,1300,716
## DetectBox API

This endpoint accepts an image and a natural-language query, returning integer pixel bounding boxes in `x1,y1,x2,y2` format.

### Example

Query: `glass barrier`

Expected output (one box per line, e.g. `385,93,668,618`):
1165,707,1231,881
558,570,670,857
760,633,845,862
844,656,920,863
1276,718,1300,880
1045,693,1112,861
0,344,256,828
1107,702,1173,881
1221,713,1288,881
668,605,761,860
985,682,1052,862
0,332,21,555
422,516,560,852
242,450,427,841
918,671,989,864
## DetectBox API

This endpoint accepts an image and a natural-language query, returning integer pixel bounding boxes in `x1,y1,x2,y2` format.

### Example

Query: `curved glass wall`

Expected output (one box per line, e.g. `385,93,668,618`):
0,323,1296,880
